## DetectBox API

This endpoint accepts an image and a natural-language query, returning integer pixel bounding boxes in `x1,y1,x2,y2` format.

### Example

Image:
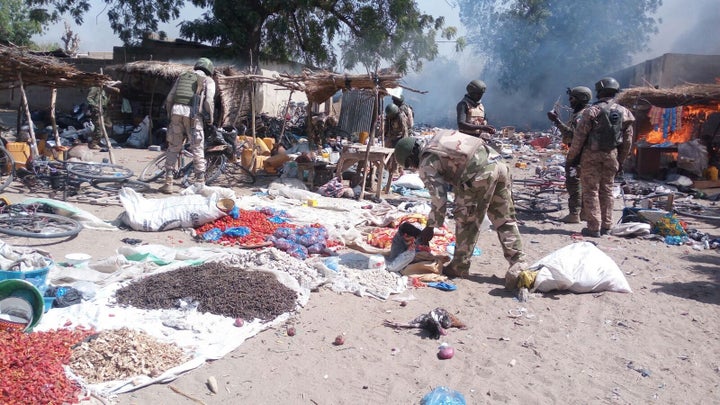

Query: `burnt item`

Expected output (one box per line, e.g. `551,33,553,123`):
115,262,298,321
383,307,467,339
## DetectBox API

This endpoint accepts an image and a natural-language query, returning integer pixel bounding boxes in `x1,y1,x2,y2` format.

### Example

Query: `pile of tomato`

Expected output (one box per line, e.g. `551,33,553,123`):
196,208,292,246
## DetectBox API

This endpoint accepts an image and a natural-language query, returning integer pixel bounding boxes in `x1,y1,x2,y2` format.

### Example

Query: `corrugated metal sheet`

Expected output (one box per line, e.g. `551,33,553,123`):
338,89,377,136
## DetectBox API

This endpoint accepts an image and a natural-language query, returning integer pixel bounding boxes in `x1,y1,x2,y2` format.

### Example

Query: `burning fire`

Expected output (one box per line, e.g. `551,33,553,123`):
643,104,720,144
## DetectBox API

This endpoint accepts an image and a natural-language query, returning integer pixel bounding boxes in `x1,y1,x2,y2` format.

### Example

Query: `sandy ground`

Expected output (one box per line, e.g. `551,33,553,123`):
1,126,719,404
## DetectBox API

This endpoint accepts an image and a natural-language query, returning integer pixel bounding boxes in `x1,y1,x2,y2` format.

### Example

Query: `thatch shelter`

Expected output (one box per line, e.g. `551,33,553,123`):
616,83,720,109
0,44,110,90
0,44,113,160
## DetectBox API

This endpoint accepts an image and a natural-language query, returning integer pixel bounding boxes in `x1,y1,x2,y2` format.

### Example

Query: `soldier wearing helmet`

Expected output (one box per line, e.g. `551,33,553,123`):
384,102,410,176
457,80,496,137
567,77,635,237
393,132,526,280
547,85,592,224
161,57,217,194
392,94,414,129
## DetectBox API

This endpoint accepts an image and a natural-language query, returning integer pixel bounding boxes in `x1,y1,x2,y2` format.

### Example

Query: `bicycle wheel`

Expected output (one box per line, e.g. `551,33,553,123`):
0,212,82,238
138,153,168,182
513,190,564,214
224,162,256,185
181,153,227,186
0,145,15,192
90,178,151,193
67,162,133,181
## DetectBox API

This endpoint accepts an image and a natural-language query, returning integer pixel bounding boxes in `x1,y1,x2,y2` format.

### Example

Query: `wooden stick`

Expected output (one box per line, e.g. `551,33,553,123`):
358,86,379,201
49,88,61,149
168,385,207,405
16,72,40,160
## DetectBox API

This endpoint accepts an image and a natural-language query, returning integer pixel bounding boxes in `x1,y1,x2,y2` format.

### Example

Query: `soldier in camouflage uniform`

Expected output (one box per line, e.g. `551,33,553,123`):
567,77,635,237
547,86,592,223
457,80,496,137
392,95,414,129
393,131,526,278
384,103,409,148
86,86,111,150
161,57,216,194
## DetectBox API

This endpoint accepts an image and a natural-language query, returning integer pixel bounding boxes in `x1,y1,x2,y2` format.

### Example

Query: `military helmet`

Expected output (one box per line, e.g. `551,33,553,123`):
385,103,400,118
466,79,487,95
194,57,215,76
595,77,620,95
392,94,404,105
568,86,592,103
394,137,418,166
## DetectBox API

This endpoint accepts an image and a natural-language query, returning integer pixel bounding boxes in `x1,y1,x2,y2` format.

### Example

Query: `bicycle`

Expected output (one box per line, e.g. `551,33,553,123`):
138,148,226,186
512,167,567,214
0,201,82,239
19,158,147,198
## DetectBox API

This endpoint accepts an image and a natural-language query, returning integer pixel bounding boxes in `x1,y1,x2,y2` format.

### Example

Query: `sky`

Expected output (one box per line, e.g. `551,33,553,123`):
33,0,719,62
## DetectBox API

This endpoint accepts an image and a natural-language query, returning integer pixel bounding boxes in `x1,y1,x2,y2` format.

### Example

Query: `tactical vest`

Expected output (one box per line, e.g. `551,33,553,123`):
174,71,201,106
466,102,486,125
589,101,623,152
422,130,489,182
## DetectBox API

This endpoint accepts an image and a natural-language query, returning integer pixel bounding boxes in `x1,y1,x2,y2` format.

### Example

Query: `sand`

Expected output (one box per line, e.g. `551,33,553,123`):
1,145,719,405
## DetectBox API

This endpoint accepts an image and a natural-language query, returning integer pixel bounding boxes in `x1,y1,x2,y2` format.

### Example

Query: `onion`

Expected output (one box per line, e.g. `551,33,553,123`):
437,346,455,360
287,326,296,336
400,301,408,307
234,318,244,327
333,334,345,346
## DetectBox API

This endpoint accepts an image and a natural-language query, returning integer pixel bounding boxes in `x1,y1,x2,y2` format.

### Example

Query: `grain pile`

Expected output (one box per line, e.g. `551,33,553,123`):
114,262,298,321
69,328,187,383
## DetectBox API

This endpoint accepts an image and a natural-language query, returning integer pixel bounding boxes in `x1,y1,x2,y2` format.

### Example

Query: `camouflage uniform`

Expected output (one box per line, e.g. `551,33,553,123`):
398,103,414,129
164,69,216,184
418,130,525,272
567,98,634,233
86,86,111,147
384,110,409,148
555,110,585,215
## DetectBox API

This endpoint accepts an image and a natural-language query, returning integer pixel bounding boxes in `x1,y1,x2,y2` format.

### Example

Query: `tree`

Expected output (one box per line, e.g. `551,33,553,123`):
456,0,662,126
28,0,460,73
0,0,57,46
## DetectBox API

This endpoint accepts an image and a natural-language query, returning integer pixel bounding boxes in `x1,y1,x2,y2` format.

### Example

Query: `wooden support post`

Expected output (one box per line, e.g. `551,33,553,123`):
49,88,62,157
97,101,115,164
16,72,40,160
358,86,380,201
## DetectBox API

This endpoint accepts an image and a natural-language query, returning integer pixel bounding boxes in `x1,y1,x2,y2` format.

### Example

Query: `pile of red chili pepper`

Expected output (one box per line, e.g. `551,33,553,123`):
0,327,96,404
196,208,294,247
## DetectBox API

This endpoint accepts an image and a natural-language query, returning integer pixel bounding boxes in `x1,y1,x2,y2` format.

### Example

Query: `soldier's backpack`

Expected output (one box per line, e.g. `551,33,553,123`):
173,70,202,106
589,101,623,151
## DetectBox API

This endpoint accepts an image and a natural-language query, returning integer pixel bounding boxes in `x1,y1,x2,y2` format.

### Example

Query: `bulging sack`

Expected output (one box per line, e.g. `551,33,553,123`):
118,188,224,231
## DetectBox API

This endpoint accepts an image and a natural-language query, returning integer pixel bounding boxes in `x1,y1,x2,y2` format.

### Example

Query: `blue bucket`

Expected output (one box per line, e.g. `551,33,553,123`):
0,279,45,332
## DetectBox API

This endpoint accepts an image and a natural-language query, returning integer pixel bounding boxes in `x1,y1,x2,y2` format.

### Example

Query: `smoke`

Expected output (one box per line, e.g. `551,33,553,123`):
408,0,720,130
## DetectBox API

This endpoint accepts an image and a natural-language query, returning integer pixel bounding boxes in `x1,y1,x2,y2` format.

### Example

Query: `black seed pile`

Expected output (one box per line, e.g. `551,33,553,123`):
115,262,298,321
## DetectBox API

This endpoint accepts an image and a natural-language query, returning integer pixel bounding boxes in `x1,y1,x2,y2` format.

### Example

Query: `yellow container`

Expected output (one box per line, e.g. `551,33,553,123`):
707,166,718,181
307,199,318,207
359,131,369,144
241,148,254,169
6,142,31,169
262,137,275,151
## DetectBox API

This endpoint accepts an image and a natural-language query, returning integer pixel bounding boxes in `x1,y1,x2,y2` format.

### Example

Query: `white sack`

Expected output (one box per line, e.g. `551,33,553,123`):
531,242,632,293
392,172,425,190
118,188,224,231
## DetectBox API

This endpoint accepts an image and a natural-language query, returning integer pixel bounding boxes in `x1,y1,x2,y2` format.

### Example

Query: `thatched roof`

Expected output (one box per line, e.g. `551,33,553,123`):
616,83,720,108
0,44,111,90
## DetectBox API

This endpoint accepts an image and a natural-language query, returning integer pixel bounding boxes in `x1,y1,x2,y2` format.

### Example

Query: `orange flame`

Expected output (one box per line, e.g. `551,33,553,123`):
642,104,720,144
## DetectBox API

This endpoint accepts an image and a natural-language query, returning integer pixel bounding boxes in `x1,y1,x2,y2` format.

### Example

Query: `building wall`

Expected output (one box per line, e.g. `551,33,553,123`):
613,53,720,89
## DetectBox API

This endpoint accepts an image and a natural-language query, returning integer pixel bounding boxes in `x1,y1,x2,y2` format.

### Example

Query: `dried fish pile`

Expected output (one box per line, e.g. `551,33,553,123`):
115,261,298,321
69,328,187,384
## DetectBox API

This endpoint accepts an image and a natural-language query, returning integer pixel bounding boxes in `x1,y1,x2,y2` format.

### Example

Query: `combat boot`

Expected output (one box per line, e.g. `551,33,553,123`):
559,213,581,223
158,176,174,194
443,264,469,279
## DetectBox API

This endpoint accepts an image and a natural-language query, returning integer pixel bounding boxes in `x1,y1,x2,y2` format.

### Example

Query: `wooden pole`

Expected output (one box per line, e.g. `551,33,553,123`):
49,88,62,149
277,90,294,145
16,72,40,160
250,81,257,169
97,69,115,164
358,85,380,201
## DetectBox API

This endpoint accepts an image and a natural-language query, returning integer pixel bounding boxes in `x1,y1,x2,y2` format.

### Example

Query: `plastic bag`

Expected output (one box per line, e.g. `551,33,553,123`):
202,228,222,241
223,226,250,237
421,386,466,405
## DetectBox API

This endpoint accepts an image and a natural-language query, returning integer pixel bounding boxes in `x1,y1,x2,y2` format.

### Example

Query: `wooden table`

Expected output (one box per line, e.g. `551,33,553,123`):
334,144,395,198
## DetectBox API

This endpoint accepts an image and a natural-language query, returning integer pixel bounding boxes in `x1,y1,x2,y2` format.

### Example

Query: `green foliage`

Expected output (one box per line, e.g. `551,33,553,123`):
1,0,57,46
457,0,662,94
28,0,458,73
